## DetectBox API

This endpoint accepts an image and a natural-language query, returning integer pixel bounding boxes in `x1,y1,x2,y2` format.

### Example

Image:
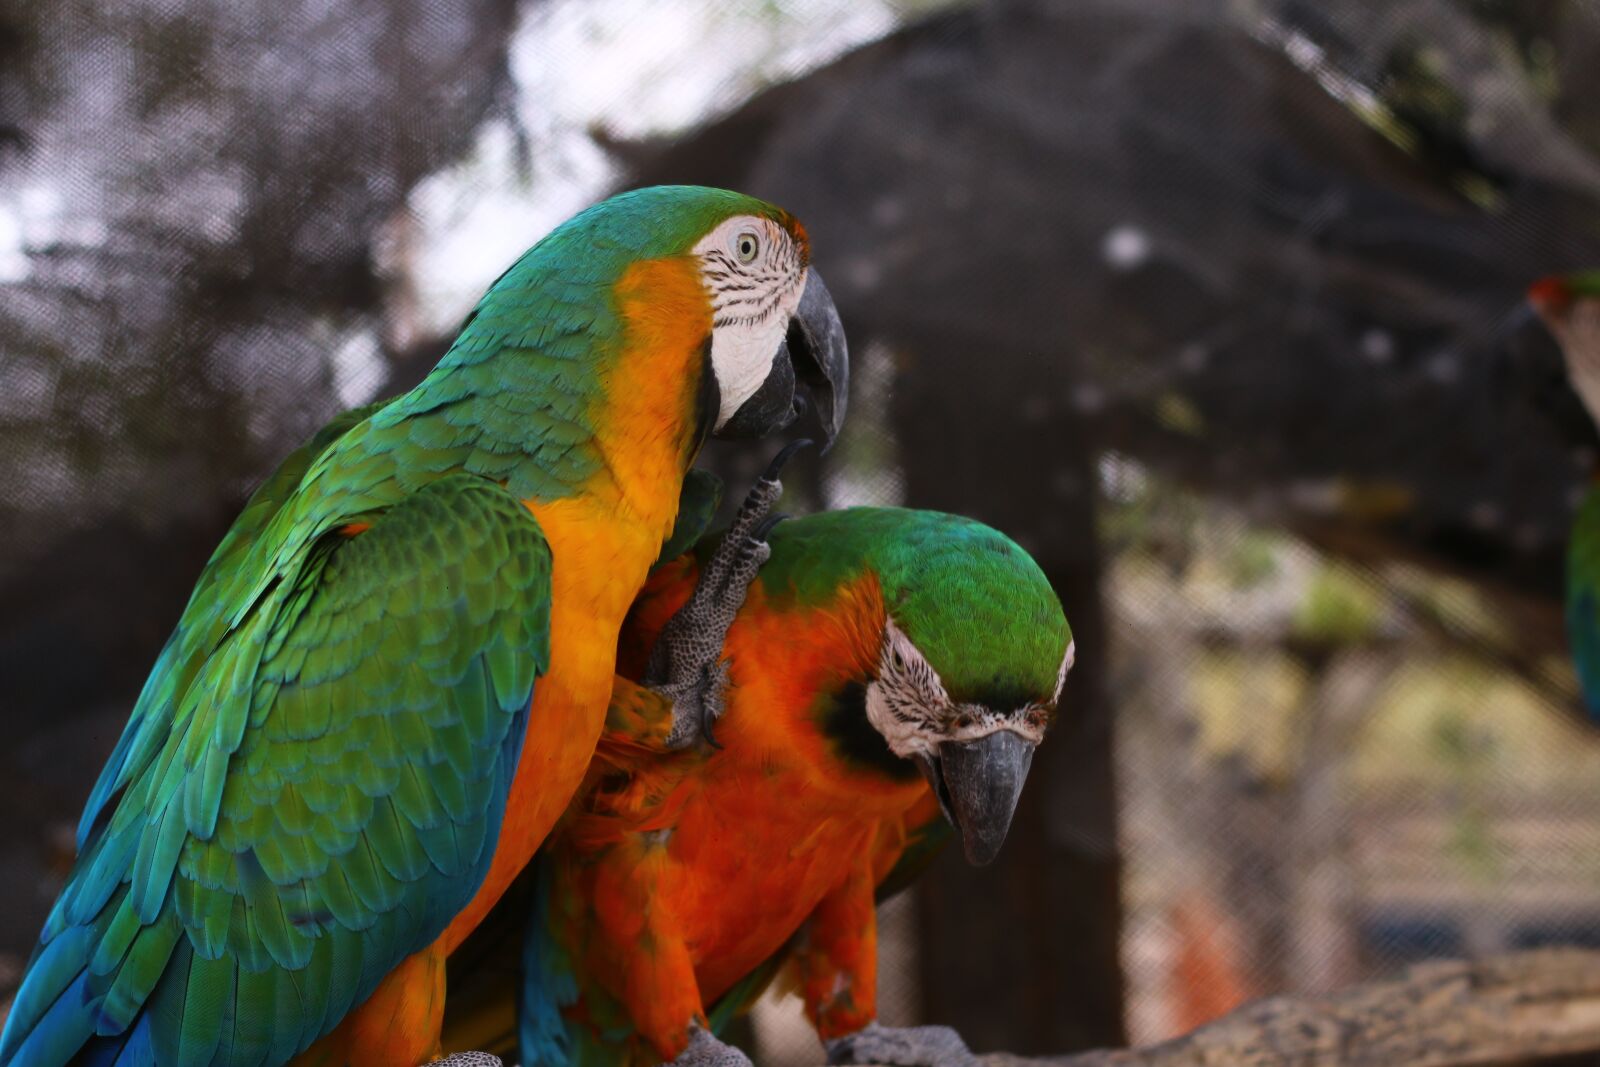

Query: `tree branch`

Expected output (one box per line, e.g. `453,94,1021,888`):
985,948,1600,1067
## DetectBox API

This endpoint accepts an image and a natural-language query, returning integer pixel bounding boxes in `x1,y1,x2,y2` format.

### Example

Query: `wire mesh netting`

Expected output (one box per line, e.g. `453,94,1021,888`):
7,0,1600,1062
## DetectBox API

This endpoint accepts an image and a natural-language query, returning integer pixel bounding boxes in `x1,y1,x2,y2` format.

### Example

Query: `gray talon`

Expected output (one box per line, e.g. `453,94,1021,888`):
432,1053,503,1067
647,444,806,749
825,1022,978,1067
661,1024,753,1067
762,437,813,480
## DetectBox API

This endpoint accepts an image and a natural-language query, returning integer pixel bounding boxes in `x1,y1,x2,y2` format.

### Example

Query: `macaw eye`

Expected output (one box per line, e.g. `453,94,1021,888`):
733,231,760,264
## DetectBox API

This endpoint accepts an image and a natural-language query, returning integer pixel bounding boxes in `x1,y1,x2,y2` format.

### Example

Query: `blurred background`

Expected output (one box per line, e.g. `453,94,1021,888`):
7,0,1600,1061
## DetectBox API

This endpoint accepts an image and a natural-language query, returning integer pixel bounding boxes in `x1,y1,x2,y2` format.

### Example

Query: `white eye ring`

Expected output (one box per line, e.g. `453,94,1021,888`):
732,231,760,264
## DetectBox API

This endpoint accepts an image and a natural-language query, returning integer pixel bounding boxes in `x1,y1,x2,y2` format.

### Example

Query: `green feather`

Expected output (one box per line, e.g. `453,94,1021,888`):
97,904,181,1033
180,951,232,1063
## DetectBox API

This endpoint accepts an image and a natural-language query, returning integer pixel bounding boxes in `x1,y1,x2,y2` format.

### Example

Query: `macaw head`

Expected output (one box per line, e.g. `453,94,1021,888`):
1529,272,1600,421
488,185,848,451
687,204,848,448
761,509,1074,866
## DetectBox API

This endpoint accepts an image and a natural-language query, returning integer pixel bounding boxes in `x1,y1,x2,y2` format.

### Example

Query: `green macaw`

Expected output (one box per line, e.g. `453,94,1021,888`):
1530,272,1600,719
0,185,847,1067
442,492,1074,1067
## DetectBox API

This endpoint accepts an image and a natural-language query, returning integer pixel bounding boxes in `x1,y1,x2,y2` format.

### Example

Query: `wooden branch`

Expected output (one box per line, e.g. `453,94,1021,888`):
982,949,1600,1067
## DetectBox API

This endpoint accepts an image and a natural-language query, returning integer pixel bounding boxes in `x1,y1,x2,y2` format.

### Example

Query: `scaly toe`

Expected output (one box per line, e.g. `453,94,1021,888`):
431,1053,503,1067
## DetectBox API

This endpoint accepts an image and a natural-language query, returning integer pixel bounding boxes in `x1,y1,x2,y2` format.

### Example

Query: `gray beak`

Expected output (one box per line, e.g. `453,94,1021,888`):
786,269,849,452
915,731,1036,867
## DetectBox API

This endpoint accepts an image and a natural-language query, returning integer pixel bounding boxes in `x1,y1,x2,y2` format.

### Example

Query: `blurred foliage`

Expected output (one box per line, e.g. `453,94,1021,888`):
1377,40,1506,206
1430,708,1502,879
1293,565,1385,645
1458,0,1567,86
1189,651,1308,783
1224,531,1282,590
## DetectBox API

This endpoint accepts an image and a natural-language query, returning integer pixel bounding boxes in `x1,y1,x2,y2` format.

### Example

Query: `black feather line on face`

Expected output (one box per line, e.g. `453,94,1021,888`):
816,680,922,782
703,229,806,329
878,633,948,730
971,685,1050,718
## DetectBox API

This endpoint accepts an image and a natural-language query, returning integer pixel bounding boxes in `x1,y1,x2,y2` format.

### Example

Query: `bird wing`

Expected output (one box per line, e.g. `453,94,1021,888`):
1,472,551,1067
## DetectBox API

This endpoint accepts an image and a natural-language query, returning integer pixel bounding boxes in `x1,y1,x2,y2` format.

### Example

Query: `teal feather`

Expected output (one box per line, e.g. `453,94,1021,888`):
13,972,101,1067
519,861,580,1067
2,925,95,1047
171,948,230,1064
315,864,366,932
89,901,141,978
338,837,394,915
321,931,363,1034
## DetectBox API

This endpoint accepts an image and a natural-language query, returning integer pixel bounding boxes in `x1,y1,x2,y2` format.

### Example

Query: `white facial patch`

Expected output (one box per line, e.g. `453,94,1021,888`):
692,215,807,429
1054,640,1075,702
864,620,1067,758
865,621,950,758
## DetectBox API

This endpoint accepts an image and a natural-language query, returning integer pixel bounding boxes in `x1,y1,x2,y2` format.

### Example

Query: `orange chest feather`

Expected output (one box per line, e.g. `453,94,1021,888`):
655,777,926,1002
575,577,931,1000
590,255,714,517
440,256,712,953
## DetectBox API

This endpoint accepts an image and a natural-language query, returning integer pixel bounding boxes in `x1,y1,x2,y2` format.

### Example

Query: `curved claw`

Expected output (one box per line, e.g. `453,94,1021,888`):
753,512,791,541
700,700,723,750
762,437,813,482
716,442,804,558
695,659,729,751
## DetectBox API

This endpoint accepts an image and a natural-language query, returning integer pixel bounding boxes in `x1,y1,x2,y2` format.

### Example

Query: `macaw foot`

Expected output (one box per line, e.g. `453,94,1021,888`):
825,1022,979,1067
430,1054,502,1066
647,440,809,749
662,1025,754,1067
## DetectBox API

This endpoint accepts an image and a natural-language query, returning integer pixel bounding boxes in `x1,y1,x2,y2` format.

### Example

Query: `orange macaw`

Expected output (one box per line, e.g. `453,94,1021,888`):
457,500,1074,1067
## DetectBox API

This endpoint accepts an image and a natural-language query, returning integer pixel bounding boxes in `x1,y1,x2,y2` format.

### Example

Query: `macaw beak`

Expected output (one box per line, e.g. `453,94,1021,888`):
786,270,849,452
717,269,849,451
915,731,1036,867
